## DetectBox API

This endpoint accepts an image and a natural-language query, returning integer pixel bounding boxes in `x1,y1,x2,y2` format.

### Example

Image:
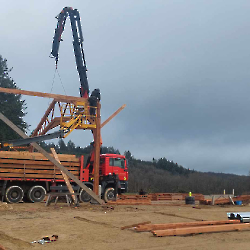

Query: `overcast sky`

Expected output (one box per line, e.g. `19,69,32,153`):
1,0,250,175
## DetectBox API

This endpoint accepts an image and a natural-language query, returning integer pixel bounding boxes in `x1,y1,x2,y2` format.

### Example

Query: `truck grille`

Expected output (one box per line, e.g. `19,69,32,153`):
120,181,126,190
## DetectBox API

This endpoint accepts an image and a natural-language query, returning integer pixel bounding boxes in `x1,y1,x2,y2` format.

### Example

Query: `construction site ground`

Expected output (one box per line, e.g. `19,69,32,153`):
1,201,250,250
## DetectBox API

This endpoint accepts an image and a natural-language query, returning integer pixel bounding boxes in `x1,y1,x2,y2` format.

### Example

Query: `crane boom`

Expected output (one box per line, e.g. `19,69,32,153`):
51,7,89,98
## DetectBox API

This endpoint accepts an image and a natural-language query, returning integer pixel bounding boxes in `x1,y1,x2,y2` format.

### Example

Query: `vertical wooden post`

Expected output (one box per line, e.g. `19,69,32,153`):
50,148,77,204
93,102,101,195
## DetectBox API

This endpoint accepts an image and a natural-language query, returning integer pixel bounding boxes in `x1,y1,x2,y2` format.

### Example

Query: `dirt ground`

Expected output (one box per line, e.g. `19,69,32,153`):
1,200,250,250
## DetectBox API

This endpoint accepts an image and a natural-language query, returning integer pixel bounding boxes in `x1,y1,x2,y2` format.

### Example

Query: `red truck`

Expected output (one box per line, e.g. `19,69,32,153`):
0,151,128,203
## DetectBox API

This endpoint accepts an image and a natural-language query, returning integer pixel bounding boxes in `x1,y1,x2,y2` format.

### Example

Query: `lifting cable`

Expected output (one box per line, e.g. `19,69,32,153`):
56,69,66,95
47,68,66,105
49,68,57,95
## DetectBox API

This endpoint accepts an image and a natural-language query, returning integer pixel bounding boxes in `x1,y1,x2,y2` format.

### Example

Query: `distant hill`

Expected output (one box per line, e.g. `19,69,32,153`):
126,154,250,195
38,141,250,195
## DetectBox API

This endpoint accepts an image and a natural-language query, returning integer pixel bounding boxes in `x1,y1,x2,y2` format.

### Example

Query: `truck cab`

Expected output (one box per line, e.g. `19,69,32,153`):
83,153,128,202
100,154,128,193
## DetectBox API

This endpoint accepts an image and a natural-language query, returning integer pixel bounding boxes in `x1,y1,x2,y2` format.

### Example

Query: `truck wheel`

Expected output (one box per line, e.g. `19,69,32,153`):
28,186,46,203
5,186,24,203
79,188,92,202
104,187,116,202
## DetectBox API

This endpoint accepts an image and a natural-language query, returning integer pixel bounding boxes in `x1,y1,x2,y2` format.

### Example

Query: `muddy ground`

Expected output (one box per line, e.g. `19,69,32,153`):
0,200,250,250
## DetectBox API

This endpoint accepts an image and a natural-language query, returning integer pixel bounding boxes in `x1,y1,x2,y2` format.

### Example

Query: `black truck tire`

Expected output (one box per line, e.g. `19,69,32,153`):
5,186,24,203
185,196,195,205
79,188,92,202
28,185,46,203
104,187,116,202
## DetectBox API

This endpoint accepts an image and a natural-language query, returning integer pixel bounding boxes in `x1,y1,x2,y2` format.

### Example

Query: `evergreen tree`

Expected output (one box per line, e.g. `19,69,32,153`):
58,139,68,153
67,140,76,153
0,55,28,141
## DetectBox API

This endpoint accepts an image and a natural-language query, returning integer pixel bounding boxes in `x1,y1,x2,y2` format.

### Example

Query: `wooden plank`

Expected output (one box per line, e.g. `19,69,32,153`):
51,148,77,204
108,200,151,205
121,221,151,230
0,87,87,103
0,163,79,170
0,168,79,175
93,102,101,195
0,158,80,166
234,195,250,201
0,112,104,204
101,104,126,128
171,195,183,200
136,220,241,232
152,223,250,237
0,172,79,178
0,151,79,162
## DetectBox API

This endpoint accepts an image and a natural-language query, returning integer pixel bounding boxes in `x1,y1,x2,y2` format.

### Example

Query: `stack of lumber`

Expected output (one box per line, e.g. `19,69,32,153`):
201,195,250,205
108,198,151,205
108,194,151,205
118,194,153,200
0,151,80,180
135,220,250,236
151,193,204,201
109,192,205,205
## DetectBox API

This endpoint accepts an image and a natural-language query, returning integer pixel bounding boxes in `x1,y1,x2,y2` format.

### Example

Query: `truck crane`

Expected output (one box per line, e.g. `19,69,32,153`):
0,7,128,203
51,6,105,195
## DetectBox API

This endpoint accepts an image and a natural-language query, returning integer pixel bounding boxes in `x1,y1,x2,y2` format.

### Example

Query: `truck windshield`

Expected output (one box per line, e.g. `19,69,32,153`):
109,158,125,169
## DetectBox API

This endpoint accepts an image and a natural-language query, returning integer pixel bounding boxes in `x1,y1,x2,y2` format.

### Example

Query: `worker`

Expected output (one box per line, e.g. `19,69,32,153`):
88,88,101,116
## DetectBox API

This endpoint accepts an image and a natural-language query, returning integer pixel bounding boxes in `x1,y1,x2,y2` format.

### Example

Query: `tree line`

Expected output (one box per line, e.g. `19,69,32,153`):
39,139,120,156
126,151,250,195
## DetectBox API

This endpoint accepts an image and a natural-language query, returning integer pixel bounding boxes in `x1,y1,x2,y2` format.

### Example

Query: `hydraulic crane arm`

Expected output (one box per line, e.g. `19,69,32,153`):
0,130,64,149
51,7,89,98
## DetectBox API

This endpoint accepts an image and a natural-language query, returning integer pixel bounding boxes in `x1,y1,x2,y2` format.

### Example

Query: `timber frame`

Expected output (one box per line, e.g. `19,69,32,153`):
0,87,125,197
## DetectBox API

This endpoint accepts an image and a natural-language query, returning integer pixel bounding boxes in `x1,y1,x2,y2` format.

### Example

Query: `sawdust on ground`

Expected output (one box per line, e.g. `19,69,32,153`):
0,201,250,250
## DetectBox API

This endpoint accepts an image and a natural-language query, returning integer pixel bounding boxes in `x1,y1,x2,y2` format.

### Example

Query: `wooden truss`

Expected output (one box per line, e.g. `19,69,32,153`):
31,99,97,138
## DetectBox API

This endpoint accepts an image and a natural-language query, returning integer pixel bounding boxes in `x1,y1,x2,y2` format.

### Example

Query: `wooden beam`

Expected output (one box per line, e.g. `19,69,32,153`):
136,220,241,232
0,87,87,103
0,112,104,204
101,104,126,128
93,102,101,195
152,223,250,237
50,148,77,204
